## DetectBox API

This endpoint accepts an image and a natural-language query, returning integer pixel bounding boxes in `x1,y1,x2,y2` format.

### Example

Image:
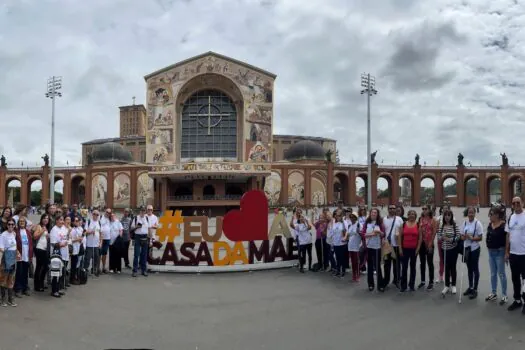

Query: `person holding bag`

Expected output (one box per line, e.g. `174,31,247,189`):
461,206,484,299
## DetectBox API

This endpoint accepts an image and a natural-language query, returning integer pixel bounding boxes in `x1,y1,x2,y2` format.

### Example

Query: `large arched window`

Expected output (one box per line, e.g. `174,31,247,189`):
181,89,237,159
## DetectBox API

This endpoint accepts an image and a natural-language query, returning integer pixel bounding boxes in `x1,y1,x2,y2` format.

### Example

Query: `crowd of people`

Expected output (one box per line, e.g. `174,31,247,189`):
0,202,158,306
291,197,525,314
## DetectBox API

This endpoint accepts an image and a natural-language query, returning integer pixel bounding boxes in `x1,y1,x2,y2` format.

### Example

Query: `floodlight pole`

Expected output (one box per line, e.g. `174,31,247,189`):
361,73,378,211
46,76,62,204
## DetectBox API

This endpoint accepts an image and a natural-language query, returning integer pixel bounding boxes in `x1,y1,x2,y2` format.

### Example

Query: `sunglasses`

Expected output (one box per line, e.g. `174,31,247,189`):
93,213,99,216
388,207,396,210
7,223,15,226
512,202,521,205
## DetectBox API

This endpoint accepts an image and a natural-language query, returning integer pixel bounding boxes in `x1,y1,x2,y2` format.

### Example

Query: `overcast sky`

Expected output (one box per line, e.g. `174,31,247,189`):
0,0,523,170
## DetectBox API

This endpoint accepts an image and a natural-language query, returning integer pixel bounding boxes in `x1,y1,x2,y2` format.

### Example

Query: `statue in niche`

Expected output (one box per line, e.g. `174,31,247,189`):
0,155,5,167
457,153,464,166
500,152,509,166
325,149,333,162
415,154,420,166
42,153,49,166
371,150,378,164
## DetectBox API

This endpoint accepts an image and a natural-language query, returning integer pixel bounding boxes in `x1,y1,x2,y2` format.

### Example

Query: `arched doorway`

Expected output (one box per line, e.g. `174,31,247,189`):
203,185,216,199
464,176,479,207
356,175,366,206
420,177,435,206
398,176,414,206
54,178,64,205
487,176,502,205
5,178,21,207
508,176,522,200
71,176,86,205
442,177,457,206
334,173,348,205
28,177,43,207
377,175,392,205
173,185,193,200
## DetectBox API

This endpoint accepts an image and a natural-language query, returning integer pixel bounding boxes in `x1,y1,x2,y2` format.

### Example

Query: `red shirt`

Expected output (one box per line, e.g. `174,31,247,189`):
402,223,419,249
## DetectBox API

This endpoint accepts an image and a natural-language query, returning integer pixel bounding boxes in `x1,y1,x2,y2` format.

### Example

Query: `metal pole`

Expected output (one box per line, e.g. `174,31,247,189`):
50,77,56,204
366,74,372,211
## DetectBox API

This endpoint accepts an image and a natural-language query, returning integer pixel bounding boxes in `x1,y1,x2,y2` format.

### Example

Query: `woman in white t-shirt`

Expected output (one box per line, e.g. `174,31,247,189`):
347,213,361,282
109,214,123,274
328,210,347,278
290,208,312,273
32,214,50,292
461,206,484,300
69,217,84,284
0,218,20,307
14,217,33,298
50,216,69,297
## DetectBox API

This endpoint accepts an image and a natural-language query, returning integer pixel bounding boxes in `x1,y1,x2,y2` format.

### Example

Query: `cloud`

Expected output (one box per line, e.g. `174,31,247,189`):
0,0,524,168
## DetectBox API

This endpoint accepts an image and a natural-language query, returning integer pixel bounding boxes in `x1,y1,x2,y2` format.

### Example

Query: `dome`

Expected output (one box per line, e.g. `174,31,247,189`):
284,140,326,162
90,142,133,164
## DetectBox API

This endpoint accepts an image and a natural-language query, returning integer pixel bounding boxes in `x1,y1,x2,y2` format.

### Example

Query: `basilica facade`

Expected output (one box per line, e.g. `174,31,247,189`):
0,52,522,210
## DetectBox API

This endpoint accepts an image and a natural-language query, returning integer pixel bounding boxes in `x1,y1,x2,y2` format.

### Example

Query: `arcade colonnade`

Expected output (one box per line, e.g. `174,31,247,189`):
269,162,523,207
0,164,152,208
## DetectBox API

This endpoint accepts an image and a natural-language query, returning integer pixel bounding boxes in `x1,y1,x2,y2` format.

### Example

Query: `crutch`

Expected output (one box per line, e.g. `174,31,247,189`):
458,242,467,304
441,239,448,298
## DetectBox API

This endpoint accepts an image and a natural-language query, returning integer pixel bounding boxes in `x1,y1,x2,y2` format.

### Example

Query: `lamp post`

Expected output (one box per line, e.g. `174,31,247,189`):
360,73,378,211
45,76,62,204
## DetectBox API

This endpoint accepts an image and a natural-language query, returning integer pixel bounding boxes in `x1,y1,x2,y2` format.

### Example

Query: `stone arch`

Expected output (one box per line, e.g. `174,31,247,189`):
175,73,245,162
334,172,349,205
464,175,479,207
508,174,523,200
442,174,457,205
27,176,42,207
5,176,21,207
356,173,367,205
288,170,305,205
263,171,281,205
398,174,414,206
420,175,436,205
377,173,393,205
113,173,131,209
486,175,502,205
311,174,327,206
71,175,86,206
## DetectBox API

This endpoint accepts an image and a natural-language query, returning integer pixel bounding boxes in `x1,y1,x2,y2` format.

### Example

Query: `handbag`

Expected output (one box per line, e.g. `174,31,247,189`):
382,217,397,260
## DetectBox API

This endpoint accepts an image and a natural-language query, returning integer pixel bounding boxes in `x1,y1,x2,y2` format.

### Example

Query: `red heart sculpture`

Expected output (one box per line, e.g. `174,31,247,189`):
222,190,269,241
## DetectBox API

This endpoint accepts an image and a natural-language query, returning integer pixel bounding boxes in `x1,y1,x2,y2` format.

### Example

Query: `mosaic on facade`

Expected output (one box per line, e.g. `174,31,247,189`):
145,53,274,167
113,173,131,208
288,171,304,205
247,141,269,162
264,171,281,206
311,177,326,206
137,172,154,207
92,174,107,208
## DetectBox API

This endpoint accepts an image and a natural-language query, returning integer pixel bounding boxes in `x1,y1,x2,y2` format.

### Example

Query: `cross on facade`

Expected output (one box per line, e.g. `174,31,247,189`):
188,96,230,135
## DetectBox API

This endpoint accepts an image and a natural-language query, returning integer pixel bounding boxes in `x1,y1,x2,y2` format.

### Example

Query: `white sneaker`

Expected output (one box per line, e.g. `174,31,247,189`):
441,286,449,294
500,296,508,305
451,286,457,294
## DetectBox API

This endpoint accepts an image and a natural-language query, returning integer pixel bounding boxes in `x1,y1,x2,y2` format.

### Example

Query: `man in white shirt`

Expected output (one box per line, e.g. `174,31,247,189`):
131,207,150,277
506,197,525,313
99,208,112,274
84,210,102,277
146,205,159,241
382,205,404,289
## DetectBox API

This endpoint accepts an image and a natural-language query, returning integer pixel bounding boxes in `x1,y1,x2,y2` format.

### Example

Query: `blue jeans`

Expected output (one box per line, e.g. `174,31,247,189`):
488,248,507,296
133,235,149,273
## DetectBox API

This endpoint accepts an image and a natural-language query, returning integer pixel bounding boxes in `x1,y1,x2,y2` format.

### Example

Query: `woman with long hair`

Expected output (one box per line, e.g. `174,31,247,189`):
328,210,347,278
357,206,368,273
14,217,33,298
461,206,484,299
0,207,12,233
434,205,450,284
399,210,422,292
437,209,461,296
32,214,50,292
49,215,69,296
485,205,508,304
0,218,19,306
69,217,84,284
347,213,361,282
361,208,385,292
290,208,313,273
314,208,330,271
417,205,437,291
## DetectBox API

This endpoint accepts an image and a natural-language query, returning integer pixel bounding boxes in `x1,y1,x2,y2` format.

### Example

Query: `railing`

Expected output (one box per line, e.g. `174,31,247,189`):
5,166,84,172
167,195,242,201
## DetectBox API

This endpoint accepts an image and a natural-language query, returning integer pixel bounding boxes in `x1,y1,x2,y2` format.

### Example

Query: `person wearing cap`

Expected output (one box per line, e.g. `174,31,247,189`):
131,207,150,277
120,209,133,269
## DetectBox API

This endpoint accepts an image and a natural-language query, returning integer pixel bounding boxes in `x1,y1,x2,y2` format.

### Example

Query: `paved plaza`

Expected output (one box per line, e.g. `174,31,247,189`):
1,207,524,350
